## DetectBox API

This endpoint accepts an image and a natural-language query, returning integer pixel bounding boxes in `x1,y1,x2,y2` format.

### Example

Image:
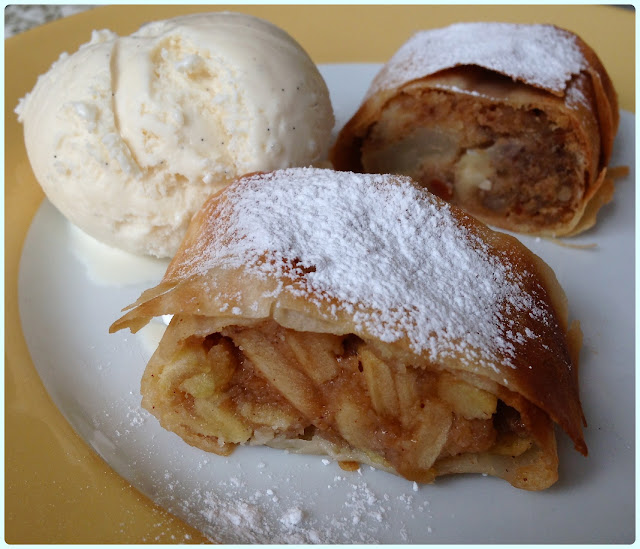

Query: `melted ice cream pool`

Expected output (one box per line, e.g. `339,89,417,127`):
68,222,169,286
68,221,171,352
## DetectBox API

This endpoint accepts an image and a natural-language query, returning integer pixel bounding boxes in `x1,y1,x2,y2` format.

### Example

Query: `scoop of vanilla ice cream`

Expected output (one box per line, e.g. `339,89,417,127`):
16,12,334,257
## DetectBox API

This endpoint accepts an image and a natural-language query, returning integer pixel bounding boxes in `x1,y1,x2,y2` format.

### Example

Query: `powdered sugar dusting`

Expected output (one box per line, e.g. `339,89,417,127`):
566,75,591,110
176,465,429,543
91,387,439,543
367,23,585,98
179,167,552,372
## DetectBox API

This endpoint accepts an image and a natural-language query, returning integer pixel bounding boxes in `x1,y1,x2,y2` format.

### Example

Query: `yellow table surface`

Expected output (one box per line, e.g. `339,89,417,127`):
5,4,634,544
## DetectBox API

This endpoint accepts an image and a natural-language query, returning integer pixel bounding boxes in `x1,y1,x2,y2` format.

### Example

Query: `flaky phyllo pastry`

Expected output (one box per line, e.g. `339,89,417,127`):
331,23,620,237
111,168,586,490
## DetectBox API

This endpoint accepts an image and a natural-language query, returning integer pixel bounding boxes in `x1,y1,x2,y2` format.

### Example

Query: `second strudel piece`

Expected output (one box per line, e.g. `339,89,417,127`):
111,168,586,490
331,22,619,237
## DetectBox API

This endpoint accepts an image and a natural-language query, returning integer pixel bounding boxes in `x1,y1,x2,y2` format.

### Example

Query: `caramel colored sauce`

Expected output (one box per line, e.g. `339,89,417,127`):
338,461,361,472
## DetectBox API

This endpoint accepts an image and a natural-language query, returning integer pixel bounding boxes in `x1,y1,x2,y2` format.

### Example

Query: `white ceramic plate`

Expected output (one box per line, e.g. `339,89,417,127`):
19,64,635,543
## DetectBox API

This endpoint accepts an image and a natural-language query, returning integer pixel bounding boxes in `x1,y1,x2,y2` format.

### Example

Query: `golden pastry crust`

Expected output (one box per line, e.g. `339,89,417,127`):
330,23,619,237
112,168,586,490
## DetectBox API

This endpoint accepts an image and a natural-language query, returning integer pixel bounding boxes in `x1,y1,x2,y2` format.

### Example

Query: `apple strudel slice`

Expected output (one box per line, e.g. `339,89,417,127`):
111,168,586,490
330,23,619,237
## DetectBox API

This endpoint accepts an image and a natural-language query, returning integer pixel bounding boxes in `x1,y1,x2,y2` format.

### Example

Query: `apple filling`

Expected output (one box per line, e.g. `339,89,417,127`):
143,320,536,482
360,87,587,232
